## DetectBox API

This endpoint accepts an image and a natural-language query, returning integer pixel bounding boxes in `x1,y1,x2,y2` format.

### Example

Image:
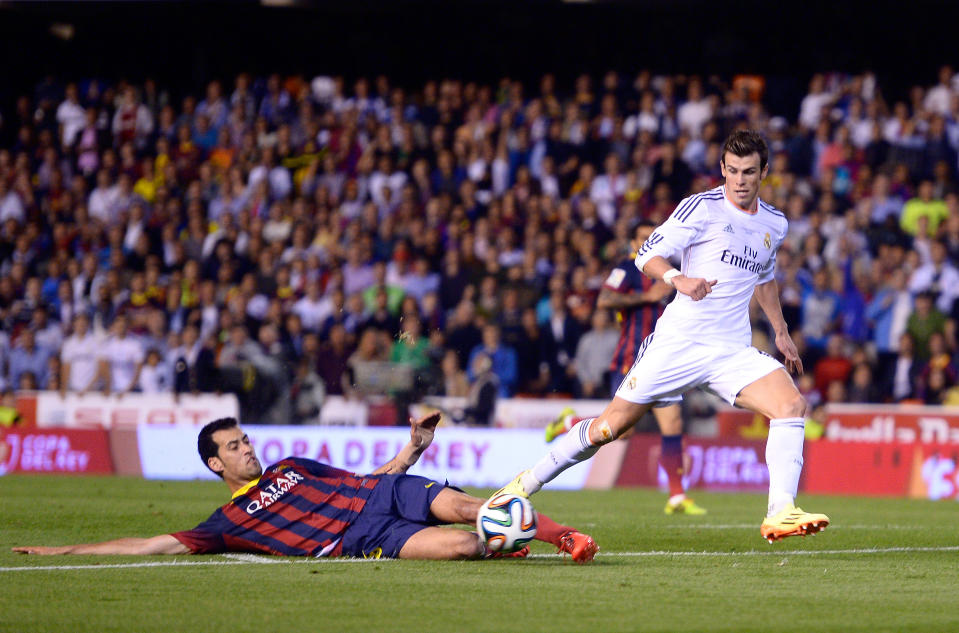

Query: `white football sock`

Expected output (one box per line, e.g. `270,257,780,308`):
530,418,600,488
765,417,805,517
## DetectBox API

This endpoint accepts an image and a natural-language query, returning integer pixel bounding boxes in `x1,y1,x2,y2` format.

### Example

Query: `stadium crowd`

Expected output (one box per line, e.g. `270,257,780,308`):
1,67,959,423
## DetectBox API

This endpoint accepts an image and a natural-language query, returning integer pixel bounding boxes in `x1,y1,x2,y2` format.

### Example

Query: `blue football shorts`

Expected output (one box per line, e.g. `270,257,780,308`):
340,473,451,558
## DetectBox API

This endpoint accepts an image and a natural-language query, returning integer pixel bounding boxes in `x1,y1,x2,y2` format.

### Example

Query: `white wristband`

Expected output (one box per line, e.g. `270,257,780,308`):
662,269,682,287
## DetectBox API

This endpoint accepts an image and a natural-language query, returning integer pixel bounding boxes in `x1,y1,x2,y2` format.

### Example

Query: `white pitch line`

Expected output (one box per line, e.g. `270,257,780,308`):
662,524,912,530
221,553,288,564
2,546,958,572
0,560,254,572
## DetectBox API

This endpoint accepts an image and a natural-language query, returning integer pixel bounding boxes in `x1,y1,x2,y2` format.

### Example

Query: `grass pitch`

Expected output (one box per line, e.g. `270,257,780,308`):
1,475,957,633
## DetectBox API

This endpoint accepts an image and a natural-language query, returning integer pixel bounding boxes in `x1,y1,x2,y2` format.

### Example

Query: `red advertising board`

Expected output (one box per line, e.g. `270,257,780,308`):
616,434,769,492
803,441,959,499
0,429,114,475
802,442,915,496
822,406,959,444
718,405,959,445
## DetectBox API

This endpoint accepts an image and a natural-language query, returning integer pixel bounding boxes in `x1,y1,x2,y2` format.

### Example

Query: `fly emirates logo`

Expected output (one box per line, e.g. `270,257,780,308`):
720,244,770,274
245,471,305,515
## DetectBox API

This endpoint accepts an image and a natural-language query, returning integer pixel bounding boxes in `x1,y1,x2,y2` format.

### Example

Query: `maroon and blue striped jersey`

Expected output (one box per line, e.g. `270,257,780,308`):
171,457,380,557
604,257,664,376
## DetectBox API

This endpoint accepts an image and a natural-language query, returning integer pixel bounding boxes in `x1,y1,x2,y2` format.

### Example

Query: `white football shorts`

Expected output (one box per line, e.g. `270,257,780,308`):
615,332,785,405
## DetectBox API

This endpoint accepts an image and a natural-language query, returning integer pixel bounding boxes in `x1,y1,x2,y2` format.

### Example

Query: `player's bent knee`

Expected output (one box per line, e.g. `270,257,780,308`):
587,419,618,445
774,393,807,419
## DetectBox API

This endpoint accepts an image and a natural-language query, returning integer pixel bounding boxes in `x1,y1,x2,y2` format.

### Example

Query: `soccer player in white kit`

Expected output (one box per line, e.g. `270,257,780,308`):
496,130,829,543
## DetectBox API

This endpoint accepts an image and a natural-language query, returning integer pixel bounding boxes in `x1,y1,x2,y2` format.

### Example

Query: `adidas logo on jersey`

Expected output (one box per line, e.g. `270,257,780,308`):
723,224,735,233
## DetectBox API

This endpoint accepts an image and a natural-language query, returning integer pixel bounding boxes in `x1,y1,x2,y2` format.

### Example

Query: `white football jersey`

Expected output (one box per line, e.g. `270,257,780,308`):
634,185,787,347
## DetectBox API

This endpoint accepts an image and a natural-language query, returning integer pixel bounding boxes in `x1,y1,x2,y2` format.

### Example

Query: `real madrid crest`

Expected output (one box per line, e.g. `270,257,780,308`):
763,232,771,248
628,376,637,390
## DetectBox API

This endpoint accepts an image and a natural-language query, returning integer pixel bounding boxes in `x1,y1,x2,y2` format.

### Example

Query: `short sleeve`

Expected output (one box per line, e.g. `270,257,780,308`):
170,509,229,554
635,195,710,273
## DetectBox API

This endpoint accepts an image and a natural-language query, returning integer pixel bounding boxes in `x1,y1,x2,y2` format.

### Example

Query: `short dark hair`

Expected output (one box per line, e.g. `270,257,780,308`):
721,129,769,171
198,417,239,478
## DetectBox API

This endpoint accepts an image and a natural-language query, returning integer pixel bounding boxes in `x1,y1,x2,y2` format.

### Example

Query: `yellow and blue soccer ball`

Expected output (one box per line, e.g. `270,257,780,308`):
477,493,538,552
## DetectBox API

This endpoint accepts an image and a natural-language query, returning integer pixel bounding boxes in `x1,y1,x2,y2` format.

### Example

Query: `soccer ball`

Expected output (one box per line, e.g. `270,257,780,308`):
476,493,538,553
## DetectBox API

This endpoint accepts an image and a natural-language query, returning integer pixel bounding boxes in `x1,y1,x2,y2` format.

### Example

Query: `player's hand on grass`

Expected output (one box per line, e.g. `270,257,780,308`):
409,411,440,452
775,330,804,375
673,276,718,301
12,546,71,555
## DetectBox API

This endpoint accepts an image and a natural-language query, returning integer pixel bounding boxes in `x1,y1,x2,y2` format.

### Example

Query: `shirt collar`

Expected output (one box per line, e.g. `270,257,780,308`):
231,477,261,500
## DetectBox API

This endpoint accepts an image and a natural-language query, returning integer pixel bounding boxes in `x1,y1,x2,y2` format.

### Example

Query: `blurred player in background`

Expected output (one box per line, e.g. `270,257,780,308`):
497,130,829,543
15,414,598,562
544,220,706,515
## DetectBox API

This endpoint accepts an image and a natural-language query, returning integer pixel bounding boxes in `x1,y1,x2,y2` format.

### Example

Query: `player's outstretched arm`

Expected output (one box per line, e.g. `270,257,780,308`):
372,411,441,475
753,279,803,375
13,534,190,556
641,256,717,301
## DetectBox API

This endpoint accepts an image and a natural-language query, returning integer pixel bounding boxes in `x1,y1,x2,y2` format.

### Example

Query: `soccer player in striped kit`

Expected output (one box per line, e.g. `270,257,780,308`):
497,130,829,543
545,220,706,515
14,414,597,562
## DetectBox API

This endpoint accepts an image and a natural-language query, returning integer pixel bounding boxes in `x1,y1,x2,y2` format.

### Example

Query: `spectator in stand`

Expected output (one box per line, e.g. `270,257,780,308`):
909,239,959,315
906,292,948,361
865,174,904,225
112,86,154,150
890,332,922,401
361,261,404,315
0,178,25,226
458,352,499,426
343,328,388,398
801,267,842,362
8,329,50,390
316,323,353,396
445,301,483,370
901,180,949,237
846,363,881,404
292,280,329,333
799,74,834,132
867,268,913,390
677,77,714,139
138,349,173,394
813,334,854,396
98,314,145,396
60,313,101,395
56,83,87,149
31,308,63,356
916,332,958,403
439,349,469,398
390,314,432,371
540,291,583,394
572,309,619,398
923,65,955,116
468,323,518,398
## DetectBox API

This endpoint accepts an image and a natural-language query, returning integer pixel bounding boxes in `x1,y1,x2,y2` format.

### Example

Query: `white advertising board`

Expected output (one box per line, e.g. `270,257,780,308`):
137,424,591,489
